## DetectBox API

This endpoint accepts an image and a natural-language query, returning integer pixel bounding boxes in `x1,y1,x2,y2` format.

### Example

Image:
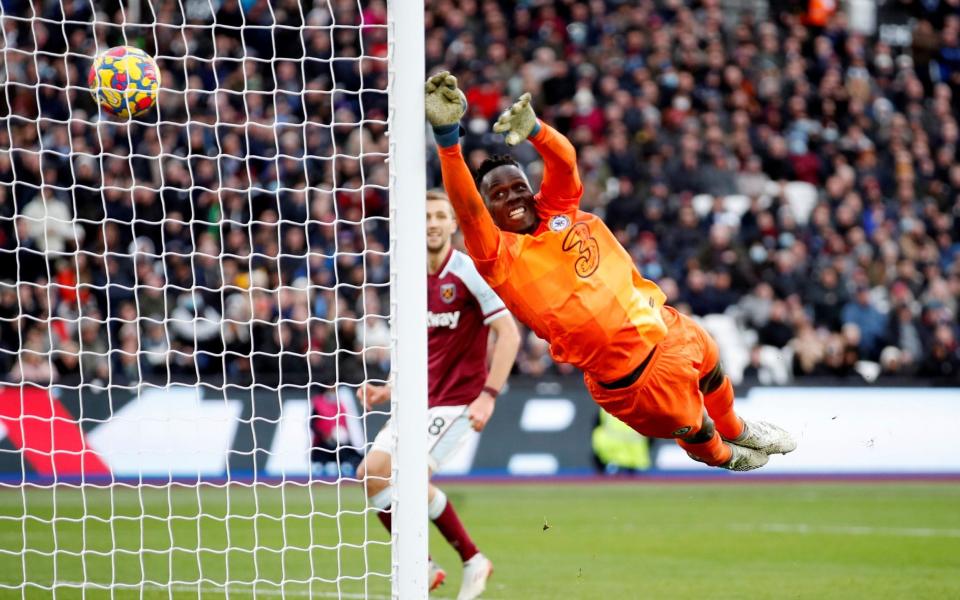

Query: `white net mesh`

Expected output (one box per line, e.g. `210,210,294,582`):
0,0,396,596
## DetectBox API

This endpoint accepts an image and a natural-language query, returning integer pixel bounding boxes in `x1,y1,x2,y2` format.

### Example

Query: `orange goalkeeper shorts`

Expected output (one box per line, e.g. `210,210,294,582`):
583,305,720,439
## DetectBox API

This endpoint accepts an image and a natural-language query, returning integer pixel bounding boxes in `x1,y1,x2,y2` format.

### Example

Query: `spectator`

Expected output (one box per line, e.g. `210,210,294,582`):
841,286,889,359
886,305,923,371
517,331,552,378
818,333,858,378
742,345,764,382
758,301,795,349
8,335,57,385
737,282,775,331
919,324,960,378
807,267,848,331
791,322,826,378
682,269,715,316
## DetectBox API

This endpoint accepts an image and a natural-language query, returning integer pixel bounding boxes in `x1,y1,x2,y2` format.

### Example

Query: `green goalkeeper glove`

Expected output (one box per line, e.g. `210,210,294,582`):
493,93,541,146
425,71,467,147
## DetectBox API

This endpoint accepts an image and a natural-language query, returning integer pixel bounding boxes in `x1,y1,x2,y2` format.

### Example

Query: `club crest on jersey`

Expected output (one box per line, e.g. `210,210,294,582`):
440,283,457,304
549,214,570,231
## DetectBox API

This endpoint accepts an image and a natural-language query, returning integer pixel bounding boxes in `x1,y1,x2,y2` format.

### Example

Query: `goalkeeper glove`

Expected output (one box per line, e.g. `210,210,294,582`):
493,93,541,146
425,71,467,147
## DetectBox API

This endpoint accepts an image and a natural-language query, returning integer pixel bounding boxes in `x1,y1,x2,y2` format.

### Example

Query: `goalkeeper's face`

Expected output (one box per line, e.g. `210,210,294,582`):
479,165,538,234
426,198,457,253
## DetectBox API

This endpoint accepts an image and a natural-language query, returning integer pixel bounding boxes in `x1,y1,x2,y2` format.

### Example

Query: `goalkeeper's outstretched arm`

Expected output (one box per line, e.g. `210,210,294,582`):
425,72,501,262
529,123,583,207
493,93,583,211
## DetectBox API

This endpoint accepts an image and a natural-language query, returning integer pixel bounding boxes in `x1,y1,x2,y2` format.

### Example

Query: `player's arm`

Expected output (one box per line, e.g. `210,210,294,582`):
494,94,583,212
437,146,501,261
425,72,501,262
467,314,520,432
484,315,520,393
457,256,520,432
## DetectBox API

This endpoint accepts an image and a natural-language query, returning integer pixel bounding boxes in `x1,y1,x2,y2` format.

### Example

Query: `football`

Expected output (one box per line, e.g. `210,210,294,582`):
88,46,160,118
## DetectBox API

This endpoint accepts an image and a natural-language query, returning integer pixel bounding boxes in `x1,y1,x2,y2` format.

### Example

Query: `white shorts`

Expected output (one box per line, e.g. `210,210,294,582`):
371,405,472,472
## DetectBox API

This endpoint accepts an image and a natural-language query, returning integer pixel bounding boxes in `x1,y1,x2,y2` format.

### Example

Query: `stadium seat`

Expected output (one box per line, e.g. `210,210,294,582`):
758,345,791,385
723,194,751,218
783,181,818,225
692,193,714,218
699,313,750,385
854,360,882,383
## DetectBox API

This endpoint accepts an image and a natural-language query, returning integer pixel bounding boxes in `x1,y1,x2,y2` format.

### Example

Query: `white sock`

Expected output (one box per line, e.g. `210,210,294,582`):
370,487,392,511
427,489,447,520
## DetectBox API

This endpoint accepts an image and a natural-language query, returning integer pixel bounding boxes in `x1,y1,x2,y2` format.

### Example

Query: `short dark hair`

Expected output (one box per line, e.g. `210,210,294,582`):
474,154,521,188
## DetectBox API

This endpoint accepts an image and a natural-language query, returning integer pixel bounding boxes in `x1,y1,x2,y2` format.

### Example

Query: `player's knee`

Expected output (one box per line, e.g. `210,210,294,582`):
699,363,725,394
681,412,716,444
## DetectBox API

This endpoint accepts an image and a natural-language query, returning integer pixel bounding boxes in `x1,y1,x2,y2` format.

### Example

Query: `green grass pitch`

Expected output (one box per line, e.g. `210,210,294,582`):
1,480,958,599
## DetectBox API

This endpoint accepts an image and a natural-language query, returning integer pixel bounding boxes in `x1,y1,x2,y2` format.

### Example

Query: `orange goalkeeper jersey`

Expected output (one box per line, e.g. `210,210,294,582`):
438,122,667,383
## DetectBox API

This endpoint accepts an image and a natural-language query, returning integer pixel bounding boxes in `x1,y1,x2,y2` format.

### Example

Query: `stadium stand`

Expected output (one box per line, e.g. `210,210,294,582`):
2,0,958,389
0,0,389,390
425,0,960,382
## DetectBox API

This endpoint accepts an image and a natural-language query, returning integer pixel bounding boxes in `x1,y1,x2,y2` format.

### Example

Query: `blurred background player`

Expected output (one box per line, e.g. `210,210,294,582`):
425,71,796,472
358,190,520,599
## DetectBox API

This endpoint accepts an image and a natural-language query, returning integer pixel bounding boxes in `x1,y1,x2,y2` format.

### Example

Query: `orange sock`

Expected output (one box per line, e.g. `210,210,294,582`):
703,377,744,440
677,431,732,466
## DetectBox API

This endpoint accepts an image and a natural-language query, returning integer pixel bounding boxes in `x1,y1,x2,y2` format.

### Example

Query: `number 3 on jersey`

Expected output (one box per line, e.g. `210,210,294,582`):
561,222,599,277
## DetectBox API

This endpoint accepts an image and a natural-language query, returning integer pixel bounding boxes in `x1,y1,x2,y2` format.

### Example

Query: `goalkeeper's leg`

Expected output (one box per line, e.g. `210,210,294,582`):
698,329,796,456
698,366,745,442
672,316,792,468
584,307,778,471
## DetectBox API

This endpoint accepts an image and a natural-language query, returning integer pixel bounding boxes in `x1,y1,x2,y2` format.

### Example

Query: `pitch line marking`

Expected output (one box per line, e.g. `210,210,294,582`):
730,523,960,538
45,583,394,599
44,582,490,599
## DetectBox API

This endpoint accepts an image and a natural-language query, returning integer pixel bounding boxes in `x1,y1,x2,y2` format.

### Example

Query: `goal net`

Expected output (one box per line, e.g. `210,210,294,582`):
0,0,427,597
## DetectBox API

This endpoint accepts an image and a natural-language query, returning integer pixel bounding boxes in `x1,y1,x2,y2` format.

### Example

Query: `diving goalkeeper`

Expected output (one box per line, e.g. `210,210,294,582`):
425,71,797,470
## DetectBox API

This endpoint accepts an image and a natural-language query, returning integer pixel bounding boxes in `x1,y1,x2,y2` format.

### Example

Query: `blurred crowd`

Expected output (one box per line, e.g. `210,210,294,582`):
0,0,958,389
0,0,391,388
426,0,960,381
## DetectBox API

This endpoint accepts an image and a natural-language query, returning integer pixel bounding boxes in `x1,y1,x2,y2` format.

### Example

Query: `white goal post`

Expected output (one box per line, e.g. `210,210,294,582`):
387,0,429,598
0,0,428,597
